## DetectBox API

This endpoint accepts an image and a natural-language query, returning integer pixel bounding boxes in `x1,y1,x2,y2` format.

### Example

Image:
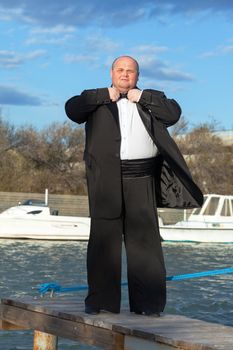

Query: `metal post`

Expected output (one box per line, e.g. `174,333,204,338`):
45,188,49,206
33,331,58,350
184,209,187,221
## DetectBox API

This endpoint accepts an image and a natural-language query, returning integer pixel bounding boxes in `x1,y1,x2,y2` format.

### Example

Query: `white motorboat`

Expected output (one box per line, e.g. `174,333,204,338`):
160,194,233,243
0,199,90,240
1,193,232,242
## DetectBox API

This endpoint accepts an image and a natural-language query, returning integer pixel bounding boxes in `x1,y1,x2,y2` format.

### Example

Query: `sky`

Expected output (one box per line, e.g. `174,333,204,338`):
0,1,233,131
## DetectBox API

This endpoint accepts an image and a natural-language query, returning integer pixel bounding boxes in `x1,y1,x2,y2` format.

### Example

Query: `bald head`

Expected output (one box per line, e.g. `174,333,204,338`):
110,56,139,93
112,56,139,73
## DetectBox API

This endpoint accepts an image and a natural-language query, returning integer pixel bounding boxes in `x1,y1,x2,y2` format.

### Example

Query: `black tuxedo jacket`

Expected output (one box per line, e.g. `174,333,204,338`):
65,88,203,219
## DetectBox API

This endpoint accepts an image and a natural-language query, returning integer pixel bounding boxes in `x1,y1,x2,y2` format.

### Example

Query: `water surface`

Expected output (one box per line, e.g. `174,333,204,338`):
1,240,233,349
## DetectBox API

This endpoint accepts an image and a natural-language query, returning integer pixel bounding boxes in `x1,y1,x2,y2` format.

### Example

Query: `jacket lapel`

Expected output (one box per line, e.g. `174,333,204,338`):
137,104,153,140
106,103,120,127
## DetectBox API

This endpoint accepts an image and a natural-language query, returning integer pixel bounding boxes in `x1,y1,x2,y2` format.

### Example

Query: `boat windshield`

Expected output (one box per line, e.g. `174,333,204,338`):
221,199,232,216
192,196,233,217
203,196,220,215
20,199,46,206
191,196,208,215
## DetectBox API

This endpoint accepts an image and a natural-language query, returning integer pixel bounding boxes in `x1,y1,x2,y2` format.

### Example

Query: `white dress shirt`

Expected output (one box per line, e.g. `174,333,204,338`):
117,97,157,160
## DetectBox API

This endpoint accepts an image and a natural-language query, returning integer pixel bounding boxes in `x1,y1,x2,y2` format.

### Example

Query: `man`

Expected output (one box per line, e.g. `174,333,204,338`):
65,56,203,316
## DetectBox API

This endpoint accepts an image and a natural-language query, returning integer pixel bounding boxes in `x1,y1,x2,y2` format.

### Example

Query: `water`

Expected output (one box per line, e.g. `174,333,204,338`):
1,240,233,349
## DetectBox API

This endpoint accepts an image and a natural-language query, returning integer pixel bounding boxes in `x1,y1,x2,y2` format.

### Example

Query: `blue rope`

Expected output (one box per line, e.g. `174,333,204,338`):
166,267,233,281
38,267,233,296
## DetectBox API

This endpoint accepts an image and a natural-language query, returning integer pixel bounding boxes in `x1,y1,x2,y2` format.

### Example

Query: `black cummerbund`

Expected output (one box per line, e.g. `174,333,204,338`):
121,157,156,178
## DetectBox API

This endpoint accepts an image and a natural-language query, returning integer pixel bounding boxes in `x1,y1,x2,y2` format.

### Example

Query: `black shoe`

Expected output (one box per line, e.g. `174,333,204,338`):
85,305,100,315
135,310,160,317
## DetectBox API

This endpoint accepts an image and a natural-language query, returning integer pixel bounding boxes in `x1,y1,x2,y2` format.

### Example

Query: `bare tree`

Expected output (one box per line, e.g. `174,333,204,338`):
170,115,189,137
0,117,24,190
0,115,232,195
15,122,86,194
175,123,233,194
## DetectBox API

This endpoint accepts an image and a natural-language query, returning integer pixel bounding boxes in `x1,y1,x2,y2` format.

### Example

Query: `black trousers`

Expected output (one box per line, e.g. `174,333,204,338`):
85,176,166,313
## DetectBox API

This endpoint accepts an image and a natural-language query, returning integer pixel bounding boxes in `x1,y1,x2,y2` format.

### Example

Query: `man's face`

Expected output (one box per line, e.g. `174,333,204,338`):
110,57,139,93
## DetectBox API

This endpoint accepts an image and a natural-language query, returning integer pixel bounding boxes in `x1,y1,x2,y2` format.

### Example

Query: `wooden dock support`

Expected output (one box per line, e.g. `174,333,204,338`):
1,296,233,350
33,331,58,350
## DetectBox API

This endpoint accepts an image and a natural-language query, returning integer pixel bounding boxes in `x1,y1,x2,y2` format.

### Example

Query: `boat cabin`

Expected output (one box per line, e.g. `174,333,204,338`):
190,194,233,223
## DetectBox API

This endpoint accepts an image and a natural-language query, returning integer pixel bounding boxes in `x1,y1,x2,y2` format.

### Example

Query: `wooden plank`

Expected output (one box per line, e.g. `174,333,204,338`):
0,319,28,330
2,298,233,350
1,303,124,350
124,335,176,350
1,298,85,322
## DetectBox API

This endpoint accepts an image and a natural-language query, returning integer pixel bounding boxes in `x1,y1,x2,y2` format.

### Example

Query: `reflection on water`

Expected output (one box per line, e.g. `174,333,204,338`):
1,240,233,349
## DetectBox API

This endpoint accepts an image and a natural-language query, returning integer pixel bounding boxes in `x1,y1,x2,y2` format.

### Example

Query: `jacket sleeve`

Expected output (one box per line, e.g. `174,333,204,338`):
65,88,111,124
138,89,182,127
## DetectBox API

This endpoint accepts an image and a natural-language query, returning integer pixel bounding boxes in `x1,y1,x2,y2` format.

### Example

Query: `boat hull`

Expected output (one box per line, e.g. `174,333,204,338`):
0,216,90,240
160,225,233,243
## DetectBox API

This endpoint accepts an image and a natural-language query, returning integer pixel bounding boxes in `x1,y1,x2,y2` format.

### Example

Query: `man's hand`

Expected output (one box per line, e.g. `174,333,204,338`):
108,87,142,102
108,87,120,102
127,89,142,102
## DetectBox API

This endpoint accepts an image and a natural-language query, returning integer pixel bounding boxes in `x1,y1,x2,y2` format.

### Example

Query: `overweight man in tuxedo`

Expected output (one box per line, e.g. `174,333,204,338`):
65,56,203,316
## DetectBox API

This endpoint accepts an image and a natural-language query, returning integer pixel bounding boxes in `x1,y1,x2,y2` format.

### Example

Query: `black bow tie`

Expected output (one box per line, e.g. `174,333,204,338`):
119,93,128,99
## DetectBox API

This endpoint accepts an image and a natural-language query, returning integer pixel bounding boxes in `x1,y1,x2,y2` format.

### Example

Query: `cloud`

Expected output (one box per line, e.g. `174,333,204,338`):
0,2,147,27
130,49,194,82
141,57,194,81
133,45,169,55
140,78,184,93
31,25,76,35
85,34,120,53
25,25,76,45
64,54,98,64
201,44,233,57
64,41,193,82
64,34,120,67
149,1,233,18
0,1,233,28
0,4,24,21
0,49,46,68
0,85,43,106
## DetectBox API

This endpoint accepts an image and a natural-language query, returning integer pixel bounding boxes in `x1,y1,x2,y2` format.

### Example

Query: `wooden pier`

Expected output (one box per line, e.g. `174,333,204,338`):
1,295,233,350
